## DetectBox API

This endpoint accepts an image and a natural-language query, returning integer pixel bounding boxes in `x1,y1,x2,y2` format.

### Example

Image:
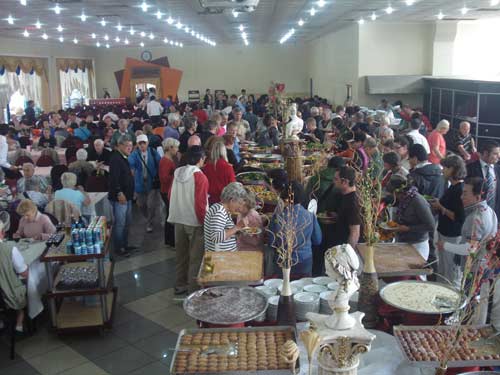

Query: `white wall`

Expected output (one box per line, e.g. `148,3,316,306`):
357,22,434,108
306,24,359,107
93,43,309,100
453,20,500,79
0,36,97,109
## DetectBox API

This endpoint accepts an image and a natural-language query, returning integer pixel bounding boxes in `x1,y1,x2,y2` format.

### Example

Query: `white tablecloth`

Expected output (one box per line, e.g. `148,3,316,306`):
296,323,434,375
8,148,66,165
15,240,48,319
82,192,112,221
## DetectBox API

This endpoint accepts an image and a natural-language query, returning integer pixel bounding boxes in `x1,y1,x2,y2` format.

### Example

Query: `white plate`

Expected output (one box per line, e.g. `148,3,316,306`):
327,282,339,291
294,292,319,304
300,277,314,285
304,284,328,294
291,280,306,290
313,276,334,286
264,279,283,289
268,295,280,306
320,291,336,301
255,286,277,297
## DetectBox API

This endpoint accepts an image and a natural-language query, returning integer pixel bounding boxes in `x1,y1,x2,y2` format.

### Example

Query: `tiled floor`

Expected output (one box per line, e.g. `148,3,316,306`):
0,206,194,374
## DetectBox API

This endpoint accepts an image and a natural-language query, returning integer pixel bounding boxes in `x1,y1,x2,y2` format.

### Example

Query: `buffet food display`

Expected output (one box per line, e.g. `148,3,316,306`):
395,325,500,367
380,281,462,314
170,326,299,374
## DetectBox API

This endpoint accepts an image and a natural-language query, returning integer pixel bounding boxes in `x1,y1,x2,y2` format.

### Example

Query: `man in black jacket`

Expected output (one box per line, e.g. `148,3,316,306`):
466,140,500,219
87,139,111,165
108,135,135,257
408,144,445,199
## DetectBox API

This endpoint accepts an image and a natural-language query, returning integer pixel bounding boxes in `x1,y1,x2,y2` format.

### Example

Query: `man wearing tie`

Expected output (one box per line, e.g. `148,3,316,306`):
466,140,500,220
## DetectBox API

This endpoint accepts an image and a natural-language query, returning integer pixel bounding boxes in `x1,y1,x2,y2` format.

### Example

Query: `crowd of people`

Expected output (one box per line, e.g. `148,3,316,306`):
1,89,499,304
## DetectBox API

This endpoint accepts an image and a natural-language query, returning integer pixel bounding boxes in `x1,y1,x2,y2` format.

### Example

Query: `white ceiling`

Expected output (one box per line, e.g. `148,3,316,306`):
1,0,500,48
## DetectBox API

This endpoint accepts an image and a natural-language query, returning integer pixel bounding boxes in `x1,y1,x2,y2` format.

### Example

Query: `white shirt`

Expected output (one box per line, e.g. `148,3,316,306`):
0,135,11,168
12,246,28,274
408,129,430,154
147,101,163,117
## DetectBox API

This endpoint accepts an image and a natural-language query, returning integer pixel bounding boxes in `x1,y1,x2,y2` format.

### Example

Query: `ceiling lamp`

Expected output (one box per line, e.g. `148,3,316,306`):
371,12,377,21
59,36,64,42
460,6,469,15
20,0,27,5
56,24,64,32
79,12,88,22
91,33,96,39
405,0,415,5
163,37,168,43
140,31,146,37
129,27,135,35
117,23,123,31
100,18,107,27
317,0,326,7
52,3,62,14
140,1,150,12
180,43,183,47
169,40,174,45
42,33,48,40
239,24,244,31
491,0,499,5
309,8,317,16
437,11,445,19
106,43,110,48
385,6,394,14
115,36,120,42
96,41,101,47
279,28,295,44
124,38,129,45
184,26,190,33
176,21,182,29
23,29,30,37
358,18,365,25
35,20,42,29
73,38,78,44
6,15,15,25
104,34,109,41
149,32,155,39
167,16,174,24
140,42,144,47
298,19,304,26
156,10,163,19
232,10,239,18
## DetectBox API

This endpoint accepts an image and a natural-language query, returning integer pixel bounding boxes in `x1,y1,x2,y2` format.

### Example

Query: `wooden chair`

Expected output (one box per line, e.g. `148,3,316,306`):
0,294,17,359
14,156,33,167
35,155,55,167
85,174,109,192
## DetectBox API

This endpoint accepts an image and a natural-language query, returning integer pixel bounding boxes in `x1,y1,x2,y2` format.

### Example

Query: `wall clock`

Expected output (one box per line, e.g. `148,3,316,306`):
141,50,153,62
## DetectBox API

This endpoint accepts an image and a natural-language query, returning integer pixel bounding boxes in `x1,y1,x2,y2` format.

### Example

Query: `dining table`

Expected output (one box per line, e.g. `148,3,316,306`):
8,147,67,165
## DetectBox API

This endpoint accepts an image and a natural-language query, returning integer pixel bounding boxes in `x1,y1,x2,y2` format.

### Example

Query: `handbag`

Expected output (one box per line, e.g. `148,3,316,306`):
139,150,161,190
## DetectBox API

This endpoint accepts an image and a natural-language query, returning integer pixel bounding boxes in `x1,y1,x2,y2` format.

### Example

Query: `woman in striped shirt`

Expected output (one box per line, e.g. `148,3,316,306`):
204,182,248,252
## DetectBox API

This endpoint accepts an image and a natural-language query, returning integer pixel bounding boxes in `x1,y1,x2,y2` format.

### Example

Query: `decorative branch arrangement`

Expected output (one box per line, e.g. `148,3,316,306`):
432,224,500,373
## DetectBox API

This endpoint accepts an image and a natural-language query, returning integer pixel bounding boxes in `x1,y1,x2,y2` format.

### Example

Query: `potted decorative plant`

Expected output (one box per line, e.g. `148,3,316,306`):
355,163,384,328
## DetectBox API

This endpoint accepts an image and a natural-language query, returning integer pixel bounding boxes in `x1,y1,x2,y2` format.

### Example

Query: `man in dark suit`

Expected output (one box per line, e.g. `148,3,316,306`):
466,140,500,219
24,100,36,124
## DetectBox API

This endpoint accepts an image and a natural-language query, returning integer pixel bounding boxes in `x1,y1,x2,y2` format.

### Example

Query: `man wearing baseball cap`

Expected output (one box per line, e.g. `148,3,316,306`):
128,134,161,234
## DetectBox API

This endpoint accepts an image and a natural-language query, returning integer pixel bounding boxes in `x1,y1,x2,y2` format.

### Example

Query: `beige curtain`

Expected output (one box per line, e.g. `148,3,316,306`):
0,55,49,115
56,58,95,107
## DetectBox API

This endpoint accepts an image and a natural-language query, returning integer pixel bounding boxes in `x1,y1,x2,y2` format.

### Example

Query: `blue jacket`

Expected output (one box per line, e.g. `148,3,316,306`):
269,204,322,264
128,147,161,193
74,126,91,141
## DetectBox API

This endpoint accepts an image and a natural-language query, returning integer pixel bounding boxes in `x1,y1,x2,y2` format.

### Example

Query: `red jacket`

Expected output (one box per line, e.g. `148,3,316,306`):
159,157,176,195
202,158,236,205
193,109,208,127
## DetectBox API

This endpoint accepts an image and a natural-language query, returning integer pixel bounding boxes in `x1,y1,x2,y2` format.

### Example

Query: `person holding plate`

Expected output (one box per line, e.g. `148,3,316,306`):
385,175,435,261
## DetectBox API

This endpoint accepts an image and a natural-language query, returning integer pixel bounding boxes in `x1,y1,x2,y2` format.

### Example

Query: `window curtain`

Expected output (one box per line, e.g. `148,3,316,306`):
0,56,49,117
56,58,95,107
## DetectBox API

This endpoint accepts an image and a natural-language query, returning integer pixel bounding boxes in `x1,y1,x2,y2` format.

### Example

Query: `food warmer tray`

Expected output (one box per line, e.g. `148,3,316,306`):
170,326,299,375
394,325,500,368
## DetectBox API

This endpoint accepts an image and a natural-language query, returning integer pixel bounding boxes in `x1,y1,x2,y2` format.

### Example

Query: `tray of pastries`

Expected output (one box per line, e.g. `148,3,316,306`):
170,326,299,374
394,325,500,367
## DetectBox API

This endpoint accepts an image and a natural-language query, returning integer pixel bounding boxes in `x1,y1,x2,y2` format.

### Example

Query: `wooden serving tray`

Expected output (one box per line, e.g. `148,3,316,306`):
197,251,264,286
358,243,432,277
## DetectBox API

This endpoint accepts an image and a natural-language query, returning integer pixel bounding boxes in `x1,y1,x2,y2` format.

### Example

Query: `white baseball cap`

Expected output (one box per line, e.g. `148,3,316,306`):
136,134,149,144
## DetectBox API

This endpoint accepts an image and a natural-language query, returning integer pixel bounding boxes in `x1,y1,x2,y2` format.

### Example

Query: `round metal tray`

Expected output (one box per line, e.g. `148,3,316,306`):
379,280,465,315
183,286,268,325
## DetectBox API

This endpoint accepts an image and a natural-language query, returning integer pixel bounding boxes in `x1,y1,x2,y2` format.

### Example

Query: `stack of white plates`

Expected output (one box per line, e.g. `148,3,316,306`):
300,277,314,286
255,285,277,298
294,292,320,321
264,279,283,290
319,291,336,314
266,295,280,321
290,279,306,291
303,284,328,294
327,281,339,291
313,276,335,286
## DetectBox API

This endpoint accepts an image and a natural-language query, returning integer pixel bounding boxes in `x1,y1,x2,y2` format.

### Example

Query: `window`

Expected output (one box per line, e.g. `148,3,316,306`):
59,67,92,108
0,69,43,120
